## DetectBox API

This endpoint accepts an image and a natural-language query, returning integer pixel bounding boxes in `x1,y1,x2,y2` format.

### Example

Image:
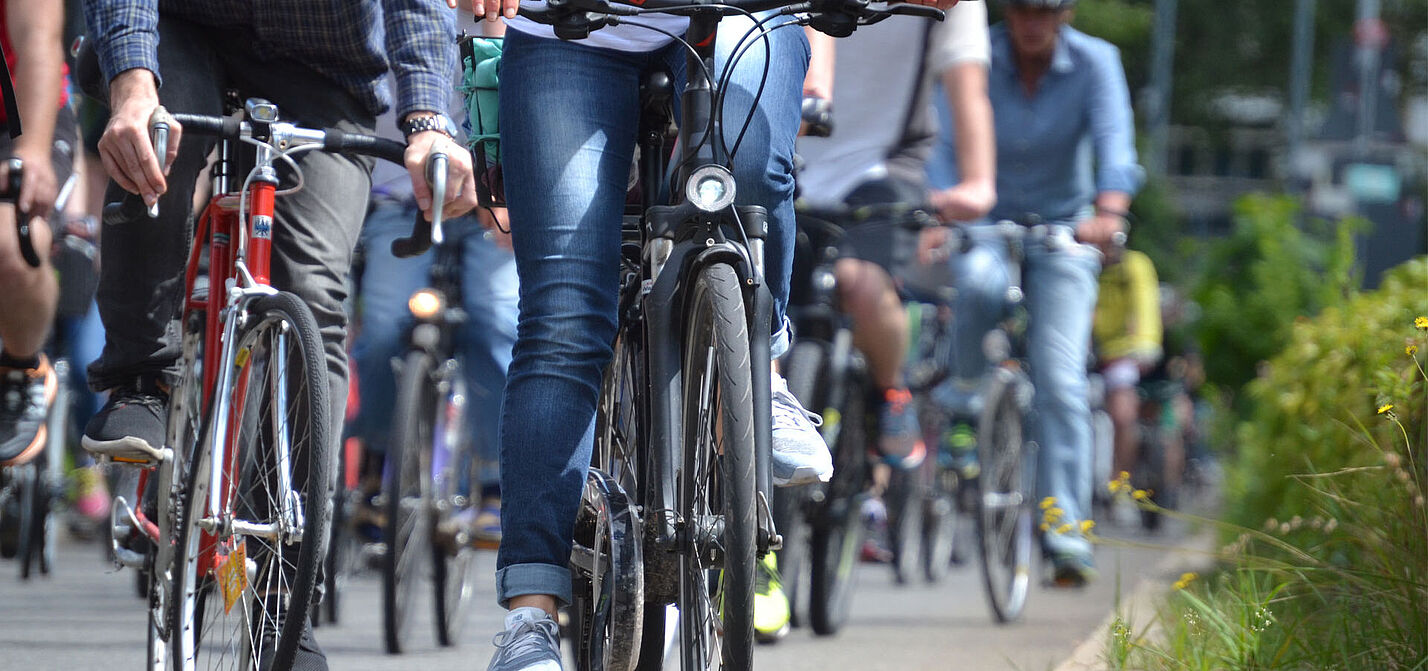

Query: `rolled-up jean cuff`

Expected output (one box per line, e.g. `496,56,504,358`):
770,316,792,360
495,562,572,608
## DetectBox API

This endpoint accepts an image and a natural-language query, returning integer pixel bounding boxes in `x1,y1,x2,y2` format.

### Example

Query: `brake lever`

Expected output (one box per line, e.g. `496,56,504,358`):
2,158,40,268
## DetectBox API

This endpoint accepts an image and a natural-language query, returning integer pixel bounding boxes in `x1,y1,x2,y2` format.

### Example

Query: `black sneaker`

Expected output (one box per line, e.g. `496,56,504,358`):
83,376,169,465
0,354,57,467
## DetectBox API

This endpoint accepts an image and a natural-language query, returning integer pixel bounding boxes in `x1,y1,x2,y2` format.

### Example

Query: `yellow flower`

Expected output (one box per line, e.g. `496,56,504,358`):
1040,497,1057,510
1043,507,1065,525
1080,520,1096,533
1416,316,1428,330
1039,522,1051,532
1172,572,1198,590
1408,344,1419,356
1378,404,1394,415
1055,523,1073,535
1132,489,1150,501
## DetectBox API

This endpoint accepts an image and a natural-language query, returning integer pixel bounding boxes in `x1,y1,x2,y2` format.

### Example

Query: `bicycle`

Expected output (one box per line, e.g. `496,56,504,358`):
470,1,943,667
923,220,1054,624
770,201,934,634
92,96,428,670
0,162,78,581
377,163,488,653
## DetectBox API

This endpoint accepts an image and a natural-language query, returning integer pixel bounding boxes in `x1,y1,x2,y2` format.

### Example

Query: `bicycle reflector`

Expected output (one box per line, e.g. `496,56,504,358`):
686,165,736,213
408,288,444,320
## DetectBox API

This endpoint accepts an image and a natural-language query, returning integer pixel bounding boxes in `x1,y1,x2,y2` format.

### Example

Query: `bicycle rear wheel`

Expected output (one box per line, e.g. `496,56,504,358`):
974,368,1033,624
171,291,333,670
677,264,756,671
384,350,436,653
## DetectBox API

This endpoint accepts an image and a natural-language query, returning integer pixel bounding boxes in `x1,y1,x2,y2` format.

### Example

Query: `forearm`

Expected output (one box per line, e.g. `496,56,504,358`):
383,0,456,123
8,4,64,156
803,26,835,100
942,62,993,189
1095,191,1131,217
83,0,161,85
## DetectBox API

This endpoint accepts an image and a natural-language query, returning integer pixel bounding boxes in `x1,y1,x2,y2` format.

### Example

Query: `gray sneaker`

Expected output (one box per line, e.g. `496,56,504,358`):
487,607,563,671
771,371,833,487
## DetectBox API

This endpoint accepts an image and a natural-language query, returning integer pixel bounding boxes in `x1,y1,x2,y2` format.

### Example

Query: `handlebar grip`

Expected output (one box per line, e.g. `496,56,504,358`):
4,160,40,268
171,113,242,140
389,152,448,259
322,129,408,165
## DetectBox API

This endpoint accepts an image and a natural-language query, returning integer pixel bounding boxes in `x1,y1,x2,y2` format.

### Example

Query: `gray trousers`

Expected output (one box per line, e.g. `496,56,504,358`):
88,15,375,448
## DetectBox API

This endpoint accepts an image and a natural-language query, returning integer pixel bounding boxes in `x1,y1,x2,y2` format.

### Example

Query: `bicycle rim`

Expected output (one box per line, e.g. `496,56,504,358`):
172,292,332,670
975,373,1032,623
678,264,756,671
384,350,435,654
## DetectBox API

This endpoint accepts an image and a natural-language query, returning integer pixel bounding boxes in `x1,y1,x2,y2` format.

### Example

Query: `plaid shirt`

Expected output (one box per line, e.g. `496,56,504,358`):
83,0,456,123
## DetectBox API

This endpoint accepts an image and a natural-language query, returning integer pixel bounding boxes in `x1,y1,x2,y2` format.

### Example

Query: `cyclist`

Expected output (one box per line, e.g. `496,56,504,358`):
797,0,995,469
927,0,1143,586
78,0,476,666
466,0,956,666
0,0,71,469
1092,244,1161,509
350,61,517,549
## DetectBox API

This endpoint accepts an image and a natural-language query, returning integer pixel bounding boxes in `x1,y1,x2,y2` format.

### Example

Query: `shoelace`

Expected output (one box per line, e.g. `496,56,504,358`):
492,617,560,662
113,392,167,413
771,390,823,430
0,371,32,418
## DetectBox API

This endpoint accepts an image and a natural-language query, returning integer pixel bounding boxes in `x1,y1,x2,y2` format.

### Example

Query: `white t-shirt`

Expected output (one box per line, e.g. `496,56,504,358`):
504,2,688,52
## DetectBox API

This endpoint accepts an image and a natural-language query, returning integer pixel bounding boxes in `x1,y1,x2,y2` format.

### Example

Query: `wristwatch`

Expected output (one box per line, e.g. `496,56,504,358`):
401,113,458,139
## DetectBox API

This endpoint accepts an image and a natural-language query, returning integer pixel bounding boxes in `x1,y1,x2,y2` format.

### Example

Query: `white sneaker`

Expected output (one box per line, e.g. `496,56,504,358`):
486,607,563,671
771,371,833,486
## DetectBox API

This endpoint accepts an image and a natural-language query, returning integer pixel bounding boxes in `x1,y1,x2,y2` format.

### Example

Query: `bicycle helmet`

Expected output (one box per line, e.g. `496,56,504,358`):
1003,0,1078,8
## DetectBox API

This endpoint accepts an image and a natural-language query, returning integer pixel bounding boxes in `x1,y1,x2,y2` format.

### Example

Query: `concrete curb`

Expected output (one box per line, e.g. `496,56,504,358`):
1053,530,1219,671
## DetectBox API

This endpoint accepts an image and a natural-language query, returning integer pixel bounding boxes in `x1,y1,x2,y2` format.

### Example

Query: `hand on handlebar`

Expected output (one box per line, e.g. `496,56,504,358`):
929,179,994,223
98,70,180,210
2,149,58,220
404,130,479,223
1074,212,1126,255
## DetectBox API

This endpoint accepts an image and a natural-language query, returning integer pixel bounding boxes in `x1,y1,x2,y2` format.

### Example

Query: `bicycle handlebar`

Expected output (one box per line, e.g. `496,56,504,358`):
391,153,448,259
517,0,945,40
170,113,409,166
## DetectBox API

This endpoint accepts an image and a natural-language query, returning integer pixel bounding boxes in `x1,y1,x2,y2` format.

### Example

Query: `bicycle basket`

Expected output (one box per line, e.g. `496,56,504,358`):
460,34,504,207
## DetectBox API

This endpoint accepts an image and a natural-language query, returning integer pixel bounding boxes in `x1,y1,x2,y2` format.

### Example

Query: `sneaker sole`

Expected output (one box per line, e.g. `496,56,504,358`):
82,435,166,465
773,465,833,487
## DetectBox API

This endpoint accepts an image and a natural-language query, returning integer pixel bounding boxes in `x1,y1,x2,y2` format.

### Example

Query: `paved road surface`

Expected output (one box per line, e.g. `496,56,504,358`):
0,515,1189,671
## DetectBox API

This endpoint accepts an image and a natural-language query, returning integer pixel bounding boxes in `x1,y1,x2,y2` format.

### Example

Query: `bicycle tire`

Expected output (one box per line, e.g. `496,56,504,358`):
15,463,36,578
433,363,480,647
572,331,645,671
677,263,757,671
171,291,333,670
384,350,436,654
886,463,925,586
974,368,1033,624
807,364,868,637
769,340,824,628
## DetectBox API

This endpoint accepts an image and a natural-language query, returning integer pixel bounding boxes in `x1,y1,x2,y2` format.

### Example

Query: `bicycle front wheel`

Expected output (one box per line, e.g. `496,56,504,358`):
384,350,437,653
974,367,1033,624
678,264,757,671
172,292,333,670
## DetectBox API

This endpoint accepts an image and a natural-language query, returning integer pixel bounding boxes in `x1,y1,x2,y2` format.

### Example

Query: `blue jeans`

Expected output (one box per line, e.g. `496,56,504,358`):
349,201,519,488
495,22,806,607
948,223,1102,560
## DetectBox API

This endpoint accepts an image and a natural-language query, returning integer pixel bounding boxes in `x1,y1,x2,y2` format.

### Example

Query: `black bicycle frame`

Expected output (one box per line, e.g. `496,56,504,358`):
631,11,777,562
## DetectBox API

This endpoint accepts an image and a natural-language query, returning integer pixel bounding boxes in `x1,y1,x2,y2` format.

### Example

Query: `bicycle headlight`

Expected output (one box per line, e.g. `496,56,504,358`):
408,288,444,321
686,165,736,213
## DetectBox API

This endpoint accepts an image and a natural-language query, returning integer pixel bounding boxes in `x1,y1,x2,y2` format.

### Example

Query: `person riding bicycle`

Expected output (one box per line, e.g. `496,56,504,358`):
77,0,476,666
796,0,995,473
1092,243,1162,517
350,50,518,550
0,0,72,469
465,0,956,666
927,0,1143,586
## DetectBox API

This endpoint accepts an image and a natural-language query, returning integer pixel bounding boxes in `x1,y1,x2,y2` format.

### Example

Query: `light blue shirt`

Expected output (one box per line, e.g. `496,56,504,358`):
927,24,1143,223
